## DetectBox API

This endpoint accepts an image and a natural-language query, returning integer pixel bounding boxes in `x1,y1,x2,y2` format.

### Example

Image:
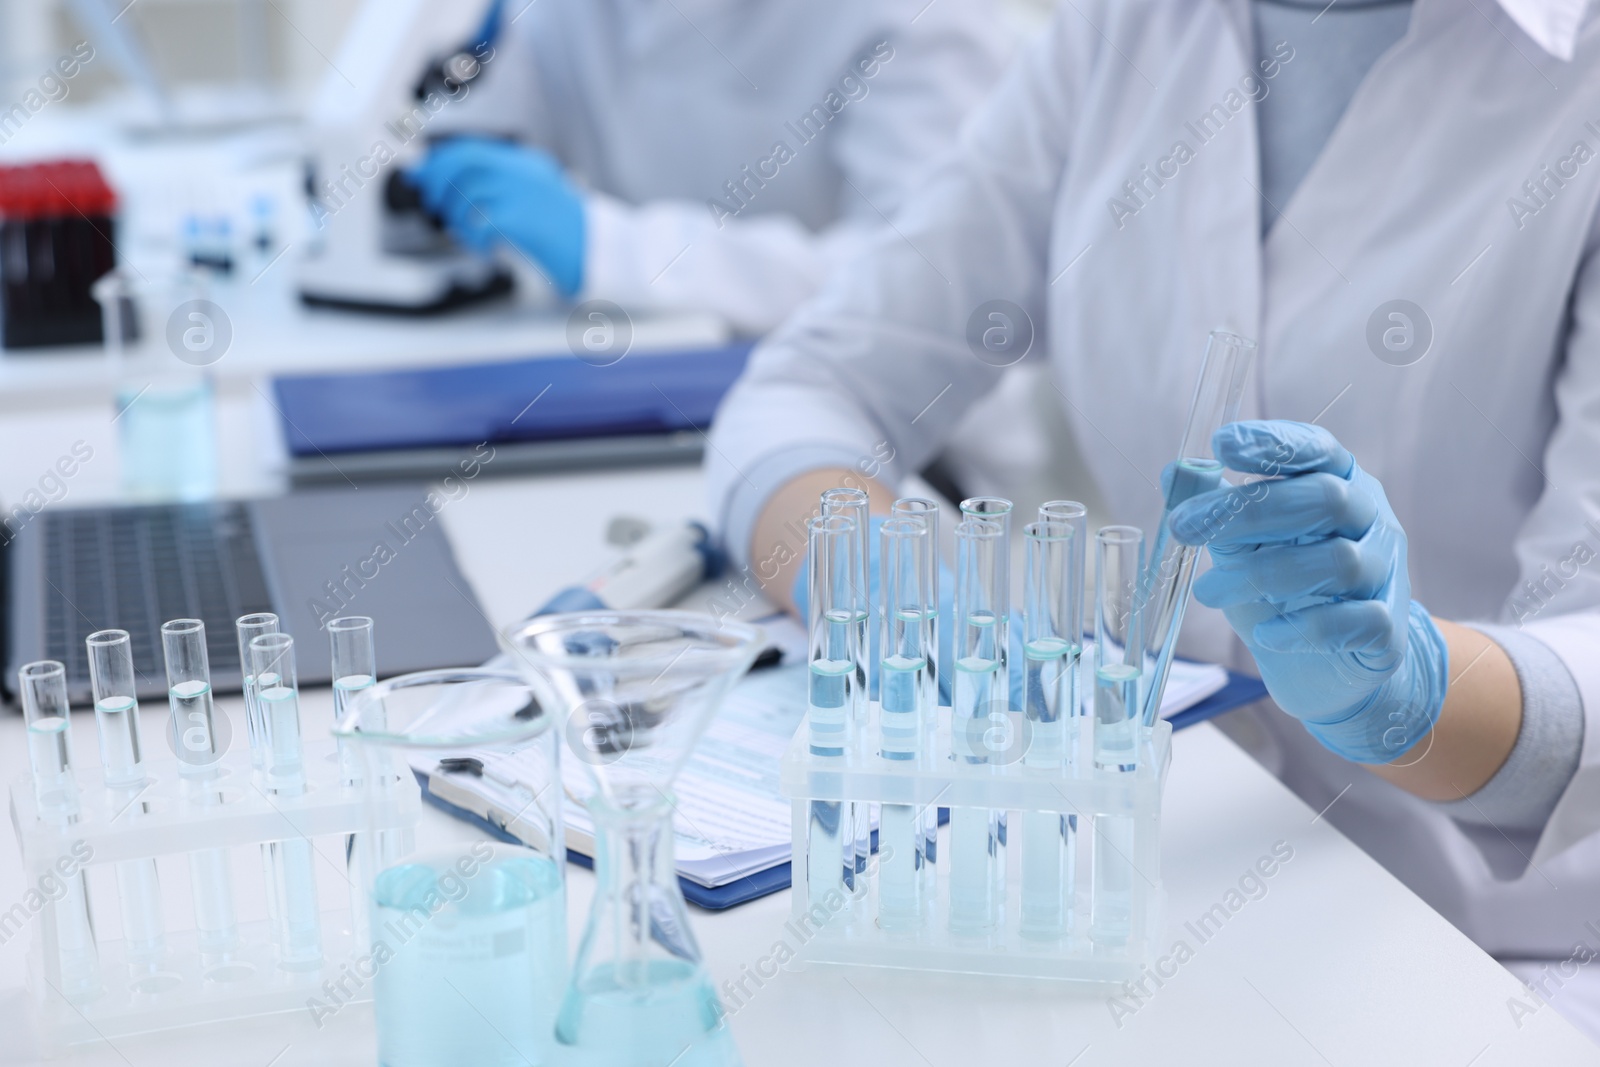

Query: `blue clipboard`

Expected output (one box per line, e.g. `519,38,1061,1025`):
411,668,1266,910
272,341,754,456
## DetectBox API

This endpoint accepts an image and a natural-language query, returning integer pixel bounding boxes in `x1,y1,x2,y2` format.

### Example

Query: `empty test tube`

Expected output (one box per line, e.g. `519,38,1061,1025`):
877,517,933,930
87,631,167,969
806,513,858,918
162,619,240,965
820,487,872,891
1092,527,1144,944
948,518,1006,935
251,633,323,970
20,661,99,1001
1140,331,1256,726
1020,522,1080,941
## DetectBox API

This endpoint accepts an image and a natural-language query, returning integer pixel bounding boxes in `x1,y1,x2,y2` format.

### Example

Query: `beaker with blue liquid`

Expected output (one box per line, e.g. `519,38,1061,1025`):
337,669,566,1067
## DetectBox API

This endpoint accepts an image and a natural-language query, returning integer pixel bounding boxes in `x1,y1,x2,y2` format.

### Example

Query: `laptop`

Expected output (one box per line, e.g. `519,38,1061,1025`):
2,487,500,705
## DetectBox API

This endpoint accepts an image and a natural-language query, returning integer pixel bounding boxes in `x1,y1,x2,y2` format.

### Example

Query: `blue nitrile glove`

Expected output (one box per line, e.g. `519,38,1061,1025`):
408,136,586,297
791,516,1026,707
1167,420,1448,764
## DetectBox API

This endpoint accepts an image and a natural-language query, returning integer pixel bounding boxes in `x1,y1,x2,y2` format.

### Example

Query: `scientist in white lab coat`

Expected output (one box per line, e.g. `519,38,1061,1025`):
405,0,1012,335
707,0,1600,1037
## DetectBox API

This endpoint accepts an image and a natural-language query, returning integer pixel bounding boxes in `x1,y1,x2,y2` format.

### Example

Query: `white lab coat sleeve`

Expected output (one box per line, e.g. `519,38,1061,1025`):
1504,208,1600,866
580,193,862,337
706,14,1093,566
577,0,1014,336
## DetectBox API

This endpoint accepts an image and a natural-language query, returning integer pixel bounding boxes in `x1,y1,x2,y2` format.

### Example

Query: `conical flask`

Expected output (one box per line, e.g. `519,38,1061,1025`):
503,610,763,1067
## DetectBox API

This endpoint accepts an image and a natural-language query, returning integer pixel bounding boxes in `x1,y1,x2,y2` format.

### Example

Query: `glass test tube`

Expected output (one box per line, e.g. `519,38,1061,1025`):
329,615,377,945
235,612,288,963
87,631,167,968
891,498,941,901
1039,502,1089,750
20,661,99,1000
877,517,932,930
236,612,279,774
22,660,77,812
820,487,872,891
960,497,1013,905
330,617,377,723
162,619,240,963
1140,331,1257,727
1093,527,1144,944
948,518,1006,935
806,514,858,916
251,633,323,970
1020,523,1080,941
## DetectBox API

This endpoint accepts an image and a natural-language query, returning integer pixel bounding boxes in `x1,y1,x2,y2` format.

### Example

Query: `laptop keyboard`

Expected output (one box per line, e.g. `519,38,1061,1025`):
41,502,274,694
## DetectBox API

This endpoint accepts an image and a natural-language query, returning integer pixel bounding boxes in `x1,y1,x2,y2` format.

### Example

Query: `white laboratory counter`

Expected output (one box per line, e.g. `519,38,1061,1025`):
0,464,1595,1066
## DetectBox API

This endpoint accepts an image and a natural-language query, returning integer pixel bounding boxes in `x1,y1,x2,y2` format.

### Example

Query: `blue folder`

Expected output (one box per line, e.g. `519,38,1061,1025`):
413,669,1267,910
272,341,755,456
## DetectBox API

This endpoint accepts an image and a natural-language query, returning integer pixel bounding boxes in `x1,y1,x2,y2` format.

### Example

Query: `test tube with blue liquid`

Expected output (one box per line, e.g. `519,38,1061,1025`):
948,517,1006,935
1092,527,1143,943
236,612,287,960
877,516,932,931
1038,501,1089,754
250,633,323,970
1139,331,1256,727
1019,521,1079,941
807,513,858,914
87,631,169,980
892,497,942,906
329,615,378,942
162,619,244,973
21,661,100,1002
821,487,872,893
961,497,1013,899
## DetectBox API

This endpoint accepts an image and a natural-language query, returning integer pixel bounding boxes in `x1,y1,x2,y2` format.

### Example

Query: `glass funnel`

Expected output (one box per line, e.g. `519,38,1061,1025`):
335,668,565,1067
501,610,763,1067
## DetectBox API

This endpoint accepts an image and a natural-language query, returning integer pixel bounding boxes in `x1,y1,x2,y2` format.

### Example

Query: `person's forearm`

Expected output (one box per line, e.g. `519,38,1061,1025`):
1368,619,1522,801
750,468,894,616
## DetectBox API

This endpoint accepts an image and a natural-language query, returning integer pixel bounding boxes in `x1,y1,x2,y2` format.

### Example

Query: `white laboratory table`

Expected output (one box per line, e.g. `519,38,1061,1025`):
0,451,1597,1065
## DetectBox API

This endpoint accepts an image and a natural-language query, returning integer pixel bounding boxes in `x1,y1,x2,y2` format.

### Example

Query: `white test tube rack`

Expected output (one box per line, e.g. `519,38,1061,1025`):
7,739,420,1051
779,713,1169,983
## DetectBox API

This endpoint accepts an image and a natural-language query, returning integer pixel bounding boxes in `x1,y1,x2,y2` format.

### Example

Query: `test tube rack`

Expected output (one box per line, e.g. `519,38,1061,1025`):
7,740,420,1051
780,713,1169,983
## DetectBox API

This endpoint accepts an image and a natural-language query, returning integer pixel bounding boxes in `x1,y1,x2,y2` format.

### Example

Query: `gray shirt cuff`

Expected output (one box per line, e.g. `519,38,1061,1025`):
1437,624,1584,842
720,442,872,572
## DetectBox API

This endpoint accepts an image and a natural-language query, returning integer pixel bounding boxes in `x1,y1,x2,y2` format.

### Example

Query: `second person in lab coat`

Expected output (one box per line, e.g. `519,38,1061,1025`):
707,0,1600,1039
407,0,1014,334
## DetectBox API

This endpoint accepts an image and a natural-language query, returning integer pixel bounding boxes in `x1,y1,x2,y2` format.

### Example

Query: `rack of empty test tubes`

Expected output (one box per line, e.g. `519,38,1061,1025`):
8,612,413,1049
779,331,1257,983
